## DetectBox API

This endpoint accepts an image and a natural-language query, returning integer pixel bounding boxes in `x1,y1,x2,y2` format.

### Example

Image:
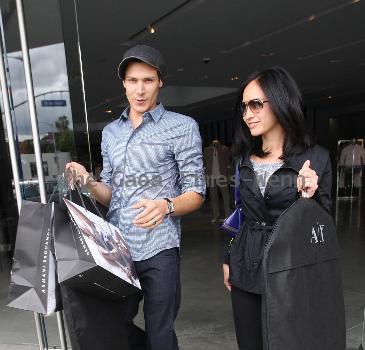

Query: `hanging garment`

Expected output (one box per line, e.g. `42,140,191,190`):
339,143,365,167
204,143,232,219
338,143,365,188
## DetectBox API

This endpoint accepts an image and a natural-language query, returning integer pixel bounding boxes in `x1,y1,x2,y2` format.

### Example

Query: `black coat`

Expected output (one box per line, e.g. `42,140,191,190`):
225,144,332,293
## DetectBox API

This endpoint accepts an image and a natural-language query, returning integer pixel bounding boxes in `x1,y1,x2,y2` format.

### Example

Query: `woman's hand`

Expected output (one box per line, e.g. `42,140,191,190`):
223,263,231,292
297,160,318,198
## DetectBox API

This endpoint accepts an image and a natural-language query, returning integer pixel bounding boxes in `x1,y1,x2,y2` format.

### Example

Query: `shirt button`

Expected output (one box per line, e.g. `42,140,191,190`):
261,221,266,226
265,194,271,200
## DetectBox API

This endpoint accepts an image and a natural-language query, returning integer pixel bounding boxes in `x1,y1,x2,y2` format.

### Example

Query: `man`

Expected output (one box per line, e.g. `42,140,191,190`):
66,44,205,350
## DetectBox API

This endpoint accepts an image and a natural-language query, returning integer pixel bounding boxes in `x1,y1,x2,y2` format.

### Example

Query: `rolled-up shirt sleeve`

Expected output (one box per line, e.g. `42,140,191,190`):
173,120,206,196
100,129,113,188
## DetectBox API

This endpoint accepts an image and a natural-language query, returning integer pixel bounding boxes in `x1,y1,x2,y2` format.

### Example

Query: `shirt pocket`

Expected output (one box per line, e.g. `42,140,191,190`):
127,141,172,175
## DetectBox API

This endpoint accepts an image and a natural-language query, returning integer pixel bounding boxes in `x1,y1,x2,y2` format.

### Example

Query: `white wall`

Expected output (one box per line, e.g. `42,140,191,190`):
20,152,71,181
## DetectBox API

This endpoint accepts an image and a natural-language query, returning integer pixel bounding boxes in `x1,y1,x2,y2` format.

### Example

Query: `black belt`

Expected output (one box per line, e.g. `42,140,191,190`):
246,219,273,231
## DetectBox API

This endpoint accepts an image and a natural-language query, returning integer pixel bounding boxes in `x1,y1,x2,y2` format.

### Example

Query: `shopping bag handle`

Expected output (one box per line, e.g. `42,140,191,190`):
47,171,104,220
64,168,114,235
71,176,116,237
46,171,90,205
63,168,92,210
47,173,68,204
73,182,105,220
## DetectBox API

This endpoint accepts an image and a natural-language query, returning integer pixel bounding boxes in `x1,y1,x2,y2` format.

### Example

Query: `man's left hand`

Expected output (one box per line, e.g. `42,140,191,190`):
132,199,168,228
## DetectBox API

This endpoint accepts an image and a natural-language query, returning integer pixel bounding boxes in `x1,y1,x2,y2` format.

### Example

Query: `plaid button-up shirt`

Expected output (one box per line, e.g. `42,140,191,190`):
100,103,206,261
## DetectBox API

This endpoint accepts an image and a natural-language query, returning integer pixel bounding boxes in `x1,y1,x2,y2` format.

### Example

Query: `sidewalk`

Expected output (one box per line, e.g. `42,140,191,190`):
1,204,364,349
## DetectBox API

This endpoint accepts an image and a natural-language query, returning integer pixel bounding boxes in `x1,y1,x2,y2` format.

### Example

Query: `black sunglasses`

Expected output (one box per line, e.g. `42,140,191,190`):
240,98,268,116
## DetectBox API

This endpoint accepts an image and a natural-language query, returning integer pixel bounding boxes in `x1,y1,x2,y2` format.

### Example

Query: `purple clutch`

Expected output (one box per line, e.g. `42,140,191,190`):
220,163,244,237
221,208,244,237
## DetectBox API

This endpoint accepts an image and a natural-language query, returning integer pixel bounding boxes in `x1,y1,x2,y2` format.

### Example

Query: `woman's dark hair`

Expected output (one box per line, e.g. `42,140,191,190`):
232,66,313,160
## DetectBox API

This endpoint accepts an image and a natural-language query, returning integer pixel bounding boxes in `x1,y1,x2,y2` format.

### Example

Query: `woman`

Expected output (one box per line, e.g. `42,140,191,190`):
222,66,332,349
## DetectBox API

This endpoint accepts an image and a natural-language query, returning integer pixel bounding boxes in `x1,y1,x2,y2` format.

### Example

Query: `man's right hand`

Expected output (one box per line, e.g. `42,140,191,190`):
65,162,91,188
65,162,112,207
223,263,231,292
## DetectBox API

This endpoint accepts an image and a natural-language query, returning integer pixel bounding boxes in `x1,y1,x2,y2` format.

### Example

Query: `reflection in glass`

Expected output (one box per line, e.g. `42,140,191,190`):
7,43,76,199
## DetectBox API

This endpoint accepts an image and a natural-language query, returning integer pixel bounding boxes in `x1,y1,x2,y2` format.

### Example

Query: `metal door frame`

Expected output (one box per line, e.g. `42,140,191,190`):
0,0,67,348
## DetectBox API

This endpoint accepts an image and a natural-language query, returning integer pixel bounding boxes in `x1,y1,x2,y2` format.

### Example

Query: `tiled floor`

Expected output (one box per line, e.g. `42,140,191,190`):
337,198,365,350
0,198,364,349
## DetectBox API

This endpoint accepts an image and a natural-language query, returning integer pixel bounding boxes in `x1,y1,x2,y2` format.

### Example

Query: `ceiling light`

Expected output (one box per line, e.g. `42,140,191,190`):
329,59,342,63
261,52,275,57
105,109,112,113
328,96,333,99
308,15,316,21
177,68,184,72
149,26,155,34
122,0,204,45
230,76,239,81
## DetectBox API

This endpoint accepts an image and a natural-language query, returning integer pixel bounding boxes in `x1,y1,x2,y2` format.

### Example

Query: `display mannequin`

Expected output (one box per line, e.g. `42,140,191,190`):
338,139,365,191
203,140,231,223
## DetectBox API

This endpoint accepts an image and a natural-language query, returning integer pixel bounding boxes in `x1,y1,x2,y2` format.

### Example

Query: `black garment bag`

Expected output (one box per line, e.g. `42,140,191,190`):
262,198,346,350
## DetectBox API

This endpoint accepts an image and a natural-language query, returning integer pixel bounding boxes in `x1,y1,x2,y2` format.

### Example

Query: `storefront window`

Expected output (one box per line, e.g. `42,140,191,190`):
0,0,90,347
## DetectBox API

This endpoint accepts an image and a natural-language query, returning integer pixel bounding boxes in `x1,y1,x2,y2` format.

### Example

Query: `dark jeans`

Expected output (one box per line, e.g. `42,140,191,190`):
231,286,263,350
124,248,181,350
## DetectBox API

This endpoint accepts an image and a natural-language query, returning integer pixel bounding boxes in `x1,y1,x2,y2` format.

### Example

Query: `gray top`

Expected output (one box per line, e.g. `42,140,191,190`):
251,159,283,196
